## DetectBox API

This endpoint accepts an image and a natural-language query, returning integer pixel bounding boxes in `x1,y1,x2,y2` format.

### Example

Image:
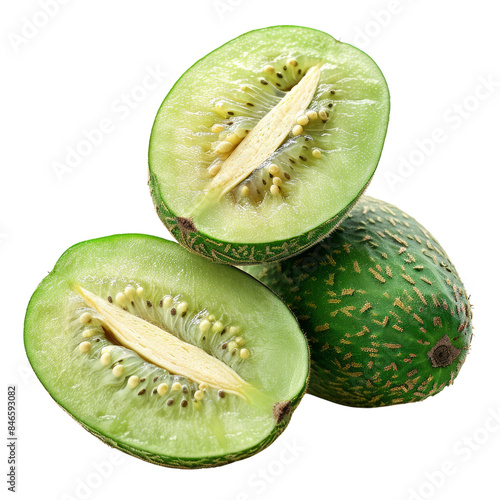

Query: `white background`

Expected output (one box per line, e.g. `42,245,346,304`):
2,1,500,499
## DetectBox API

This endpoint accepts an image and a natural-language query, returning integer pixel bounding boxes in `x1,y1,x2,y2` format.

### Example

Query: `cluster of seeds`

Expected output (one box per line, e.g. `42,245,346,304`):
235,134,326,202
267,163,289,197
291,107,331,136
75,284,250,410
205,56,337,204
197,315,250,360
260,58,304,91
211,126,249,158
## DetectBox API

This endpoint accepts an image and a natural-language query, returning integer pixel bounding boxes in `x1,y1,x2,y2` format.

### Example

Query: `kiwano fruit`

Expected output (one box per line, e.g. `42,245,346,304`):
149,26,389,264
24,235,309,467
244,197,473,407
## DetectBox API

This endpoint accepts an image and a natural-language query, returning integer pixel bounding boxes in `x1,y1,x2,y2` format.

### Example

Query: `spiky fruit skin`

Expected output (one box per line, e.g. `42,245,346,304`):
245,197,473,407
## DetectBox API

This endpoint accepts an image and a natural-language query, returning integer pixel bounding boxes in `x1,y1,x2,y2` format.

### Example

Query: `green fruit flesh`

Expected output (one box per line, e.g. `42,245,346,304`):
24,235,309,467
244,197,472,407
149,26,390,264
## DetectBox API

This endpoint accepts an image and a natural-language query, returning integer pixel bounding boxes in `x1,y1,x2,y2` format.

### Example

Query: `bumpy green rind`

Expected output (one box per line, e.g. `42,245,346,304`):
244,197,473,407
149,170,356,265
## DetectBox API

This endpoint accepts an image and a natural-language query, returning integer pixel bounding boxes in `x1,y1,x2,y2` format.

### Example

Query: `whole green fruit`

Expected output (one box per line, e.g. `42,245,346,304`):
244,197,473,407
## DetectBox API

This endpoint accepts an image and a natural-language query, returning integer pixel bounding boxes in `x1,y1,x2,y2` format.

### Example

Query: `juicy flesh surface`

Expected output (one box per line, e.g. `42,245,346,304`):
149,26,390,243
24,235,309,460
73,285,252,399
193,64,322,211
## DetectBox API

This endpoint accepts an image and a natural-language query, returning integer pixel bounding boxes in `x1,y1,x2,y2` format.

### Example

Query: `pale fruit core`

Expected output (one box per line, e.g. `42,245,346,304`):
74,284,253,399
191,64,322,215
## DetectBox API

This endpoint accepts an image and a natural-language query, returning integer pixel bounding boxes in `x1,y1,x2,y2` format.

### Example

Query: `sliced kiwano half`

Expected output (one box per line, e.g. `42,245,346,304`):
24,235,309,468
149,25,390,264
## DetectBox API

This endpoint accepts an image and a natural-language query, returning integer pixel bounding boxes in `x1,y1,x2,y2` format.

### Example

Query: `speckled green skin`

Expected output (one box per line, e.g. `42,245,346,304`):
150,171,356,265
245,197,473,407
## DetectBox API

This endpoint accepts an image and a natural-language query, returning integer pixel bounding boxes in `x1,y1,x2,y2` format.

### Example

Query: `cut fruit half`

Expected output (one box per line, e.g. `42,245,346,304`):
24,235,309,468
149,25,390,264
